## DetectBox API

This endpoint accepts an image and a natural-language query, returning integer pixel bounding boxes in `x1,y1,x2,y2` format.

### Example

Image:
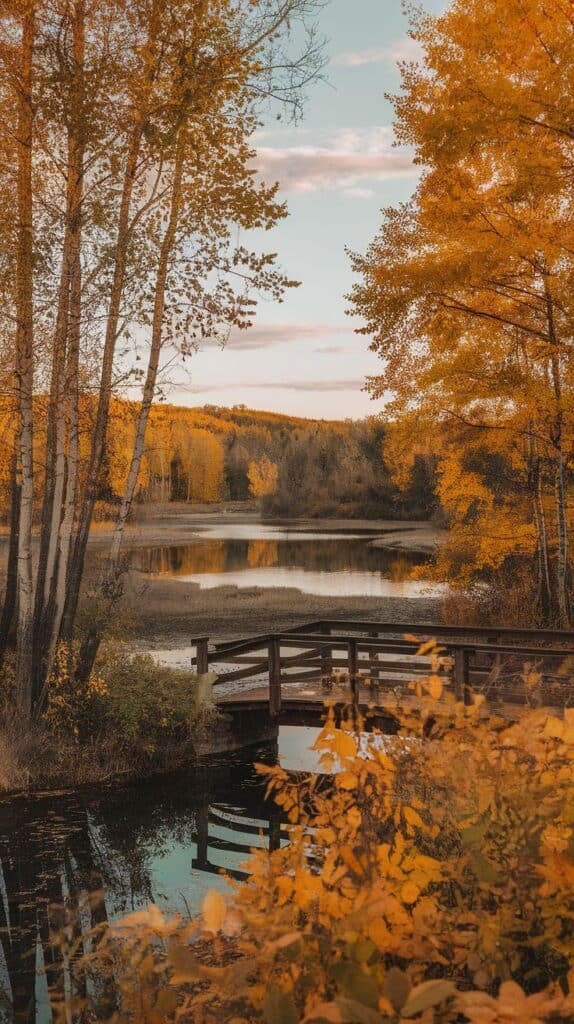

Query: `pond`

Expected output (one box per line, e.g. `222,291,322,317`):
129,521,440,599
0,725,323,1023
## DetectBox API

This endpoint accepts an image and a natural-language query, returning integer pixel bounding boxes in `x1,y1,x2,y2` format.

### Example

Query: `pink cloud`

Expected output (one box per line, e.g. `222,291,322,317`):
205,322,353,351
255,127,416,194
182,378,365,394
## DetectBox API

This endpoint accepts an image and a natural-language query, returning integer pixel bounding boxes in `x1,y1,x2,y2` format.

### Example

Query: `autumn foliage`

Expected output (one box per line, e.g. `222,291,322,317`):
350,0,574,626
58,672,574,1022
0,398,432,516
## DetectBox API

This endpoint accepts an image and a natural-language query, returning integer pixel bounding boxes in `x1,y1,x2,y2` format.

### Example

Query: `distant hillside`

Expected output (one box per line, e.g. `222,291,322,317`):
0,399,437,522
104,401,437,519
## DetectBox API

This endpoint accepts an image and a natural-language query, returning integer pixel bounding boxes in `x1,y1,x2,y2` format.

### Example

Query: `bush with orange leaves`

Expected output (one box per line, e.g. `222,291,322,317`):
59,679,574,1023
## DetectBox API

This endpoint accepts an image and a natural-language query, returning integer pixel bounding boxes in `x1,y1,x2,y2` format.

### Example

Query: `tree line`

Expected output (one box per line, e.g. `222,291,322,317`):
0,398,438,519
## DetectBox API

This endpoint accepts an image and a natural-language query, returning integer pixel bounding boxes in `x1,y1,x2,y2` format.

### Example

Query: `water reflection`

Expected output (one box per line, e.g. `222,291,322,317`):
0,730,310,1023
130,535,437,599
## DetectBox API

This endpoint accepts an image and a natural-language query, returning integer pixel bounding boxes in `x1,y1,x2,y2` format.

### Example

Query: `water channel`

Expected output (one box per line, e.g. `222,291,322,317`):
0,725,325,1022
0,518,442,1020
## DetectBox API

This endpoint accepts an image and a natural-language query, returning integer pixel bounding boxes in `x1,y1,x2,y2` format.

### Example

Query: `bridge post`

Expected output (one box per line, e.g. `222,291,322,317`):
321,623,332,687
269,636,282,717
453,647,469,703
368,630,380,689
348,638,359,706
194,637,210,675
194,803,209,870
269,808,282,853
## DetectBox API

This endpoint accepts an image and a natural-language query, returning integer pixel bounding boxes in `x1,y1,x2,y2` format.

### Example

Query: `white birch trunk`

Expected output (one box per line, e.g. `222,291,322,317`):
109,137,186,566
14,3,36,716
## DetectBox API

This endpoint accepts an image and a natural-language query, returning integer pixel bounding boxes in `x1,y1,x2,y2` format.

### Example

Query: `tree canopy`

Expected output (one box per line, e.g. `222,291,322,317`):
350,0,574,626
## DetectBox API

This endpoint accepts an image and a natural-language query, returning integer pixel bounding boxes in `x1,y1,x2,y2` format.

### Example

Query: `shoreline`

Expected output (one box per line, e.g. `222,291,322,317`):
110,508,446,645
125,575,444,648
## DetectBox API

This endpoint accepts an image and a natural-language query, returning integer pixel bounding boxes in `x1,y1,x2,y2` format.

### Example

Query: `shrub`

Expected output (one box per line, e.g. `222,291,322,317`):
0,644,216,792
61,672,574,1022
96,647,214,754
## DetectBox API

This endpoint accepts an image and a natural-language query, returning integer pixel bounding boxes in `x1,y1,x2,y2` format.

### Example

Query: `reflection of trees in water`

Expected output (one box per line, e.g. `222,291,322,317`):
389,556,418,583
132,539,228,576
0,745,279,1021
247,540,279,569
132,538,428,579
0,797,108,1023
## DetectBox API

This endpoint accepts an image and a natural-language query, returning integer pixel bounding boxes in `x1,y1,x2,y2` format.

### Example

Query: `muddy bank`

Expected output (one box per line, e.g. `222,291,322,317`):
123,572,443,647
368,526,446,554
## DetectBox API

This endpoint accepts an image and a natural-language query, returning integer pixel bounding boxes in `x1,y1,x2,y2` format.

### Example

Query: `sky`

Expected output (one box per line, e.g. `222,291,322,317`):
172,0,444,422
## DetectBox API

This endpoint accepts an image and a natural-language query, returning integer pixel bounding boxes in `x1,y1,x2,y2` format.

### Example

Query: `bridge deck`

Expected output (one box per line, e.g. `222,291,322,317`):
216,676,547,722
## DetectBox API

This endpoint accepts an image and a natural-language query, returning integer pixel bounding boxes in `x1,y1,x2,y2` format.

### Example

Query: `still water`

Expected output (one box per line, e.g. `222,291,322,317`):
0,727,321,1023
130,522,440,599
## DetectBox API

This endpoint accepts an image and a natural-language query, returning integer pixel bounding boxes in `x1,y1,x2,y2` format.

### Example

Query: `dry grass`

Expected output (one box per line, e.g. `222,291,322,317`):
0,712,212,796
0,711,54,792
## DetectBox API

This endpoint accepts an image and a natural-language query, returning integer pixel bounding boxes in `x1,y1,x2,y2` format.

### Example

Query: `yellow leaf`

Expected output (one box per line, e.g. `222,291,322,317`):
337,771,359,790
428,675,443,700
276,876,294,905
334,730,357,761
202,890,226,933
402,979,456,1017
404,806,424,829
401,881,420,905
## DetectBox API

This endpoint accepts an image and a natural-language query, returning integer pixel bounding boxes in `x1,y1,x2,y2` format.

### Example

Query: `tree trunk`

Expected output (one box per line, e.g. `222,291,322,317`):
528,430,552,624
554,447,570,627
61,0,162,642
0,451,21,662
32,0,85,704
77,134,186,683
14,3,36,716
544,276,571,627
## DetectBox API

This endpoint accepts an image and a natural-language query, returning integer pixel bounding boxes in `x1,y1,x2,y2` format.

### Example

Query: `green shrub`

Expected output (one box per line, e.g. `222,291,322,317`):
96,647,215,754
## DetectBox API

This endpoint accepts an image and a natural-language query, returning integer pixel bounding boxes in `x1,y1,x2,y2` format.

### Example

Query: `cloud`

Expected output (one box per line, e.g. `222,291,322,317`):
342,186,376,200
335,37,423,68
181,378,365,394
315,344,354,355
204,322,352,351
257,379,365,393
255,127,415,195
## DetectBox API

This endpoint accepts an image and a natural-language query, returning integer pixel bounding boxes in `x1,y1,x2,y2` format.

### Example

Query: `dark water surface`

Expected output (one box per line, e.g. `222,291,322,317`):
0,726,321,1023
130,522,437,598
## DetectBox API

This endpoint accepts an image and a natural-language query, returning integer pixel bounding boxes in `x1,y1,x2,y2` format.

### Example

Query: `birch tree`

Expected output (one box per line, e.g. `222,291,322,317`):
0,0,325,715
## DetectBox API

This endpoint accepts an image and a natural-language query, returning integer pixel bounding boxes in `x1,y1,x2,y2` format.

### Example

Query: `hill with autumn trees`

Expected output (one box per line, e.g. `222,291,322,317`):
0,398,437,522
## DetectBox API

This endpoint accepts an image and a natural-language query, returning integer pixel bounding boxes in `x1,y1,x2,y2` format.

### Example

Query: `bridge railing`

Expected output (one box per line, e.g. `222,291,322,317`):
190,620,572,717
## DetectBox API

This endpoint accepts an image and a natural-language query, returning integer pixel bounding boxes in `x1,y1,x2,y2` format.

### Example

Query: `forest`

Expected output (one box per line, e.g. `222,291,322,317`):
0,397,436,519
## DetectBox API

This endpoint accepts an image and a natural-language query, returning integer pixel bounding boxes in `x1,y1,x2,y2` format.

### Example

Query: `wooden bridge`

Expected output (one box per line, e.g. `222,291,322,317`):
191,618,573,719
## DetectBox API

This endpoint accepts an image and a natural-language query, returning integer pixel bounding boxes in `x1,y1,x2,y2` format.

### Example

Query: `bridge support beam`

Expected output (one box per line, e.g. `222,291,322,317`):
193,637,210,675
269,637,282,717
321,624,332,687
453,648,469,704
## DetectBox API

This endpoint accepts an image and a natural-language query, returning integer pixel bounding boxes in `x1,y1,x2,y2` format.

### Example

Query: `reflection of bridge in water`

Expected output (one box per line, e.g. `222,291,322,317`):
193,802,285,881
